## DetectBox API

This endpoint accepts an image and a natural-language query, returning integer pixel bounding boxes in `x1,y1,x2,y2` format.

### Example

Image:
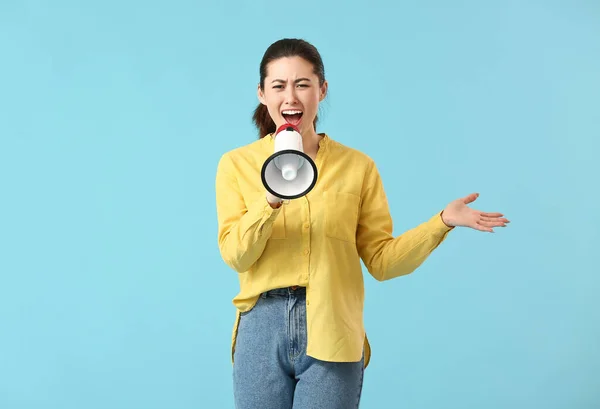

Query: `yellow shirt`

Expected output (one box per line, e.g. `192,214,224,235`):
215,132,453,369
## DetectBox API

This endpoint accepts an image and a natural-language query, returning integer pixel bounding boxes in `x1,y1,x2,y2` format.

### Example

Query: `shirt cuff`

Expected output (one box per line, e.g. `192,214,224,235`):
430,211,455,235
259,195,282,222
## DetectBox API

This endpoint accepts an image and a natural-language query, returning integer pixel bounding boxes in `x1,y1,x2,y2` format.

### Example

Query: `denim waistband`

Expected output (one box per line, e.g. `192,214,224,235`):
261,286,306,298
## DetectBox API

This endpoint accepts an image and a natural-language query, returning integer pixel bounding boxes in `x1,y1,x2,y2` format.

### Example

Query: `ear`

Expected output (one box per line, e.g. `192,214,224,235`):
319,80,328,101
257,84,267,105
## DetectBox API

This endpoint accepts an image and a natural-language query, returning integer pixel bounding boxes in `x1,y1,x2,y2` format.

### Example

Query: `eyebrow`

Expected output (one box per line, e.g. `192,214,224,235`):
271,78,312,84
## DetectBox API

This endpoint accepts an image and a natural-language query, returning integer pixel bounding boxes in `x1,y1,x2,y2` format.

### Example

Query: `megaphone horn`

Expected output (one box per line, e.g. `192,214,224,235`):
261,124,318,200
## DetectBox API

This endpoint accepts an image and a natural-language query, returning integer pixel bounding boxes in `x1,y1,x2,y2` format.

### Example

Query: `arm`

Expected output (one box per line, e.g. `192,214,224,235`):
215,153,282,273
356,160,453,281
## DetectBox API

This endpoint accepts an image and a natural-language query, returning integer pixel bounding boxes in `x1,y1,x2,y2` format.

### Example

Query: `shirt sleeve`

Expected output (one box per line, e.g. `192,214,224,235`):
356,159,454,281
215,153,282,273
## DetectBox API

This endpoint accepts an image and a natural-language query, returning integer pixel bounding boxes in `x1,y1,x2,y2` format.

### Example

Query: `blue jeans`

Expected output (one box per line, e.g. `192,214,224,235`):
233,286,365,409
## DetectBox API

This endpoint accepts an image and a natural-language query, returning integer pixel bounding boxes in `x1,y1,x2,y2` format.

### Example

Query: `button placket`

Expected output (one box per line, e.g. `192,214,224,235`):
302,197,311,281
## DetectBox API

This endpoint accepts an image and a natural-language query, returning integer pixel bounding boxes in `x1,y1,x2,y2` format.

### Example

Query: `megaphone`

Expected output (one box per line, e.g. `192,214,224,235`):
261,124,318,200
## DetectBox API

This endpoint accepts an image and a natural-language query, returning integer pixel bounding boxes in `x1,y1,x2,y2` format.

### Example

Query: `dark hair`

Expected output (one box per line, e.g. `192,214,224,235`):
252,38,326,138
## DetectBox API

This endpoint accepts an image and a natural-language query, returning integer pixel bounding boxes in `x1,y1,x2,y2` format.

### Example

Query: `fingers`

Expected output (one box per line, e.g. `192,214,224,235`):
462,193,479,204
473,222,494,233
481,212,504,217
476,213,509,232
480,216,510,224
478,220,507,228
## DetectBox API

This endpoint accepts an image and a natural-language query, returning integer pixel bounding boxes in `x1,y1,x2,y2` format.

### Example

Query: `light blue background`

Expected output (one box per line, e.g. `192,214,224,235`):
1,0,599,408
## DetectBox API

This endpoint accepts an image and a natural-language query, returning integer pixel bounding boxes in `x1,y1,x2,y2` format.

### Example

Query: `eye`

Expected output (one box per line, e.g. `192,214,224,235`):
297,83,309,88
272,85,283,89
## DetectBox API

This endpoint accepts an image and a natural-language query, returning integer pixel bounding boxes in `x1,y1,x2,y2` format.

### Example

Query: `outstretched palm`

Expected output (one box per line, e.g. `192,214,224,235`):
441,193,509,232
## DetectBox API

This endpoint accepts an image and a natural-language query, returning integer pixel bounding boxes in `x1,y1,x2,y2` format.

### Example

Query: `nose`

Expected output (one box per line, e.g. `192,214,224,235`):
284,84,298,104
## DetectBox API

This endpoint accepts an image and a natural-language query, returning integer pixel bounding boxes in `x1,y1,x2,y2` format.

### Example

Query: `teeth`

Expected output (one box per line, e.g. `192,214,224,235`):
282,110,303,115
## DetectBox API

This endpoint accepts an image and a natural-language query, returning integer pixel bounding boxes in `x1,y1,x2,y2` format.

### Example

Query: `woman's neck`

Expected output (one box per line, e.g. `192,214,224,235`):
301,129,323,159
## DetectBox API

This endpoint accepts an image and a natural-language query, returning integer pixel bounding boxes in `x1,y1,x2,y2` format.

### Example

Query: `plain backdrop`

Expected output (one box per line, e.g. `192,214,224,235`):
1,1,599,408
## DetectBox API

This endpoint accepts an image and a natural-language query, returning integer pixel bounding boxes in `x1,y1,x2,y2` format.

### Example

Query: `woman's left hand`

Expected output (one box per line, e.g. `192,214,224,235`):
441,193,509,232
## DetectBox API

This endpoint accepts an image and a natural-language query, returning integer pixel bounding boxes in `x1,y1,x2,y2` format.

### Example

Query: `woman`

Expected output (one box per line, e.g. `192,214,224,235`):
215,38,509,409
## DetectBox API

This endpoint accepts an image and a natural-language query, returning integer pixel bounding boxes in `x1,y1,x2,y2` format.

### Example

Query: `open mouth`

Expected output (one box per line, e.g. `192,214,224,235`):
282,110,303,126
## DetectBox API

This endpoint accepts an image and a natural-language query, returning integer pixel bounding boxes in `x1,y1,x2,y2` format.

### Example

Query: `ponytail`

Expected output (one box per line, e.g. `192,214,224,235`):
252,103,276,138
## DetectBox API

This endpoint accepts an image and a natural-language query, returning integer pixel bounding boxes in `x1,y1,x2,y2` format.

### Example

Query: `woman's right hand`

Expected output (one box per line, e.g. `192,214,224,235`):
266,191,283,209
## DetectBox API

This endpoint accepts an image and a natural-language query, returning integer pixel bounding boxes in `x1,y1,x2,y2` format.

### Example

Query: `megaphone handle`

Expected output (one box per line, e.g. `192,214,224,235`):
266,191,283,208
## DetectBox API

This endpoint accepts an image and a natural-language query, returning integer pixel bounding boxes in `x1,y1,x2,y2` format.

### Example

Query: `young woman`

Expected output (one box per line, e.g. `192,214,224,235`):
215,38,509,409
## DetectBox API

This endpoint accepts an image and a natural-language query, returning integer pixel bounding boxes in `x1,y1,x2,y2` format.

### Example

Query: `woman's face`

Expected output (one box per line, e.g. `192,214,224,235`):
258,56,327,136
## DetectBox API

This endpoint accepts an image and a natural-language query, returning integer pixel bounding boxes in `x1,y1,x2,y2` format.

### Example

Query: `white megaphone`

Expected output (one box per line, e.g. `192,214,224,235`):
261,124,318,200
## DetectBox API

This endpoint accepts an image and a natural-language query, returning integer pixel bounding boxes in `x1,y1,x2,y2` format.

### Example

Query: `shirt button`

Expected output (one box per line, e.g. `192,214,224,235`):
307,299,310,305
303,222,310,229
303,249,310,256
